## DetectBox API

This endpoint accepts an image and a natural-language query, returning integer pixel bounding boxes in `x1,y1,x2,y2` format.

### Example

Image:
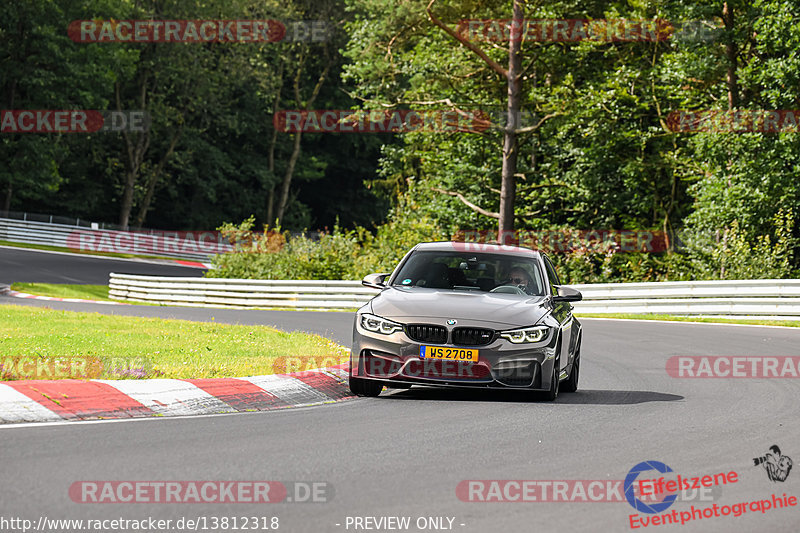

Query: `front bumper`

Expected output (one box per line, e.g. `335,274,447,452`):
350,320,560,391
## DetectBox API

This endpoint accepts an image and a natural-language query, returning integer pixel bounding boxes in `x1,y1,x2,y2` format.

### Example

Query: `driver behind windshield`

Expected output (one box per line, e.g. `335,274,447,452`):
507,267,535,294
392,251,544,296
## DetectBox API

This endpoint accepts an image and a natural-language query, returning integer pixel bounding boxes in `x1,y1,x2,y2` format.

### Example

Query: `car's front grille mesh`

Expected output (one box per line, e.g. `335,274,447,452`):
452,327,495,346
405,324,447,344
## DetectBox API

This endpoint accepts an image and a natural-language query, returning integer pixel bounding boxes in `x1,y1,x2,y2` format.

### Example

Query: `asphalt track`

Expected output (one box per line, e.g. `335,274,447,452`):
0,246,204,284
1,252,800,532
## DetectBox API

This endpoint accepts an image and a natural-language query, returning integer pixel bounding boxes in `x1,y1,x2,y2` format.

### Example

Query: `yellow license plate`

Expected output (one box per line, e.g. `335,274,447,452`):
420,346,479,362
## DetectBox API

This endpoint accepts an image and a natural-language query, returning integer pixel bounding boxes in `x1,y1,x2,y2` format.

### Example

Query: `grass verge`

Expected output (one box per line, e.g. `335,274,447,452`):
10,283,113,302
0,304,349,380
7,283,358,310
576,313,800,328
8,283,359,310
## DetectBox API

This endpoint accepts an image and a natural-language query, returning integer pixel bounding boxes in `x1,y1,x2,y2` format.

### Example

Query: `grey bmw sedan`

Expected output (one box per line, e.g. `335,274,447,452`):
349,241,583,401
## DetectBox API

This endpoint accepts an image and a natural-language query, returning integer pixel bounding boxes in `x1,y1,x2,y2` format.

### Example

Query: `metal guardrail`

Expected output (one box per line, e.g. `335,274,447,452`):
0,218,230,261
569,279,800,318
109,274,377,308
108,274,800,317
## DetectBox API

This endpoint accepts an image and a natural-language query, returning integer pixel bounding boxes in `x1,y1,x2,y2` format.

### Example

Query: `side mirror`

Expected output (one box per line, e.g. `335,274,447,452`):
552,285,582,302
362,273,390,289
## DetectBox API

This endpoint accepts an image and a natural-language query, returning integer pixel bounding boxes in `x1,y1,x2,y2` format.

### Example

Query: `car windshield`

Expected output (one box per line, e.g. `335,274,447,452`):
390,250,546,296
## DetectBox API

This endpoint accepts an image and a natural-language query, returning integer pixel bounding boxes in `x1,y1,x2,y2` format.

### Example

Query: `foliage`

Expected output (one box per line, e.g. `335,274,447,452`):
209,204,447,280
674,210,797,280
209,217,361,279
4,0,800,282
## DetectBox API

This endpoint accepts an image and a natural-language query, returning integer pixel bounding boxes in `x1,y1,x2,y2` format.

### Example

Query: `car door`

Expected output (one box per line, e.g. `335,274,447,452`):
542,254,574,375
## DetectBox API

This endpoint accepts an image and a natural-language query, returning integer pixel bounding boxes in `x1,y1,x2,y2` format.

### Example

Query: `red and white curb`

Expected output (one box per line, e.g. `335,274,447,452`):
172,259,214,269
0,365,353,424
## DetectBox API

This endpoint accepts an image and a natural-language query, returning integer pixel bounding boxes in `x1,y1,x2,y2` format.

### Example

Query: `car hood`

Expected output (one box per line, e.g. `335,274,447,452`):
369,287,550,329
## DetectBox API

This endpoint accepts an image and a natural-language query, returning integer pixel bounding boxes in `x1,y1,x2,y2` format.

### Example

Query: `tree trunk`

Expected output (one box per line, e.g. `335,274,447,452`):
273,48,331,225
134,128,182,229
133,175,158,230
116,78,150,229
118,170,137,229
722,2,739,109
267,62,284,228
2,181,11,217
498,0,524,243
267,188,275,226
4,60,16,218
276,132,303,222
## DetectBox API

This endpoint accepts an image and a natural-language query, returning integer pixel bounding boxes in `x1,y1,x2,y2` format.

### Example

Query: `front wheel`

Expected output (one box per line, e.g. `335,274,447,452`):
536,357,559,402
561,338,581,393
560,353,579,393
349,376,383,397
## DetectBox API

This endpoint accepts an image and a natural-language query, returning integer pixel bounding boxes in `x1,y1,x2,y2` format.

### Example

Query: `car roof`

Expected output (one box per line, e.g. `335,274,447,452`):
412,241,542,258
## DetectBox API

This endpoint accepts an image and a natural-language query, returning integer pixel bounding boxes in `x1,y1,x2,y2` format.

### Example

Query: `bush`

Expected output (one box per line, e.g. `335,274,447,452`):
208,199,448,280
674,210,796,280
208,223,359,280
208,212,797,282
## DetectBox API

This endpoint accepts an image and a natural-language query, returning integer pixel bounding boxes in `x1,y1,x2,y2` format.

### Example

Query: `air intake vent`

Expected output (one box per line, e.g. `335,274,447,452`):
405,324,447,344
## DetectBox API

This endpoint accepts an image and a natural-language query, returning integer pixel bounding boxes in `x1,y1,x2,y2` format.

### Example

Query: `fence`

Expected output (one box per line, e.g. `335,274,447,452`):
109,274,377,308
0,217,231,261
1,210,121,230
107,275,800,318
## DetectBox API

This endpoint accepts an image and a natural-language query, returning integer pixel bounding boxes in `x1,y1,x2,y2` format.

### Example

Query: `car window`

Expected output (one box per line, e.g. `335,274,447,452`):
391,250,546,296
542,254,560,295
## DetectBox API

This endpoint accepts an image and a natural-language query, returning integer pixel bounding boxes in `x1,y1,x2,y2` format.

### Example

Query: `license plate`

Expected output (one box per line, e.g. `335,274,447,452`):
420,346,478,362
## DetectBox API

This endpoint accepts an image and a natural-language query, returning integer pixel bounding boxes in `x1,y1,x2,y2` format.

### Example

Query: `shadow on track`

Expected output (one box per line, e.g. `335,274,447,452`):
382,387,683,405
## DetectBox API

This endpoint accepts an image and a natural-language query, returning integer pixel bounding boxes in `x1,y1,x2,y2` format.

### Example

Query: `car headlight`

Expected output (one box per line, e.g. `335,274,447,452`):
360,313,403,335
499,326,549,344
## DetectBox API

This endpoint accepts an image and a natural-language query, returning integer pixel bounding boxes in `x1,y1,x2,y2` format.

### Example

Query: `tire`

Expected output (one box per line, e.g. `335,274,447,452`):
349,375,383,397
560,355,579,393
561,339,581,393
536,357,559,402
